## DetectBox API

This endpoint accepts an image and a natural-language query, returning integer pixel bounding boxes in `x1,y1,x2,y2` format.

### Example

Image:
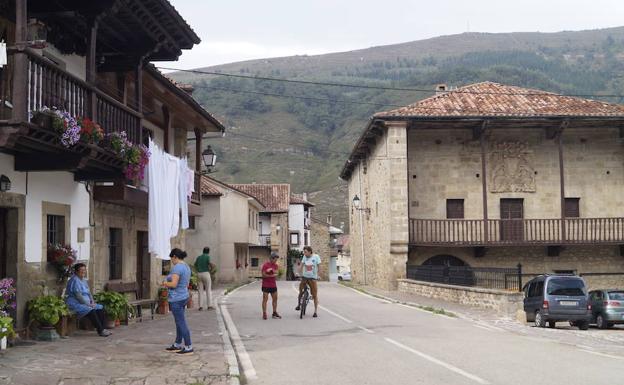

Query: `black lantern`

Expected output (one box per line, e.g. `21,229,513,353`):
0,175,11,192
352,194,370,214
201,145,217,173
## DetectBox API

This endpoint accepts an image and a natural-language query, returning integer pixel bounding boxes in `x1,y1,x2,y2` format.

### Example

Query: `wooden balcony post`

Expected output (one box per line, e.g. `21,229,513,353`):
162,106,171,154
479,120,489,243
86,18,98,121
557,121,568,242
11,0,28,123
135,61,143,144
194,127,202,172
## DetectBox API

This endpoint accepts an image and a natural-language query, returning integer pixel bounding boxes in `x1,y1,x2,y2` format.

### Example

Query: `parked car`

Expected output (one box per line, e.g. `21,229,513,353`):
337,271,351,281
588,289,624,329
523,275,591,330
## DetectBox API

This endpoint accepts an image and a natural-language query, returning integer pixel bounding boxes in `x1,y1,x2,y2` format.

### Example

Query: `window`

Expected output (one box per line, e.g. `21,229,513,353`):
109,228,123,280
46,215,65,245
188,216,196,230
162,260,171,275
290,232,300,246
547,278,585,296
565,198,580,218
251,258,259,267
304,232,309,246
446,199,464,219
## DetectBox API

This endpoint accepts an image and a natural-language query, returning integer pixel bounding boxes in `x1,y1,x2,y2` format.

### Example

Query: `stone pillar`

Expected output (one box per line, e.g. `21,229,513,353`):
386,121,409,289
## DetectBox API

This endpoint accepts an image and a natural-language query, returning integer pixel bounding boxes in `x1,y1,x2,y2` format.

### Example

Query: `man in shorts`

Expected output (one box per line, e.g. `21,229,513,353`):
261,252,281,320
296,246,321,317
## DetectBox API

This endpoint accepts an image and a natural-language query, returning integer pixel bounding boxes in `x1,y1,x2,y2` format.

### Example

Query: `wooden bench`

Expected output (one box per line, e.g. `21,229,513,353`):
105,282,157,322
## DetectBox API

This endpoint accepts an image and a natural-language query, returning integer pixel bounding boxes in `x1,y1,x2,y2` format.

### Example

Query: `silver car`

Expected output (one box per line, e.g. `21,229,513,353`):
588,289,624,328
523,275,591,330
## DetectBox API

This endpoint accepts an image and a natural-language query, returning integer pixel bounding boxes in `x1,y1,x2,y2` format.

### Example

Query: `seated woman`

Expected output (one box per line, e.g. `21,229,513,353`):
65,263,112,337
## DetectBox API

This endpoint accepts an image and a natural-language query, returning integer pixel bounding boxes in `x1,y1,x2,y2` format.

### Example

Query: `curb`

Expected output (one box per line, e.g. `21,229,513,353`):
338,282,467,320
216,280,256,385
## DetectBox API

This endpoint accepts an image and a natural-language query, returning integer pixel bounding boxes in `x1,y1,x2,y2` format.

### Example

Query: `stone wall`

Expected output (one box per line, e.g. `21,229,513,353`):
310,220,330,281
408,245,624,290
348,122,409,290
398,279,524,317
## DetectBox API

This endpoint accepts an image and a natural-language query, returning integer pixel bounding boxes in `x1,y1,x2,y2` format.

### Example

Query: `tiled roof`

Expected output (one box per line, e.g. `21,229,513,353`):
200,176,222,197
290,194,315,207
376,82,624,118
229,184,291,213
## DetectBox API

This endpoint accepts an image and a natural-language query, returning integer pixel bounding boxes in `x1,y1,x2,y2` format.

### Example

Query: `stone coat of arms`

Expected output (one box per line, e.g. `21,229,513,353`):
489,142,536,193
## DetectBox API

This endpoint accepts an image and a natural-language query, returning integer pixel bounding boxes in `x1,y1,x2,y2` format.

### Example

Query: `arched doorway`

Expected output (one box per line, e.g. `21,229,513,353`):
415,255,474,286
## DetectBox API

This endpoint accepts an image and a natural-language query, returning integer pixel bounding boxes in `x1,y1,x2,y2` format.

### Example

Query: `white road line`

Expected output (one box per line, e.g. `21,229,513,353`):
474,322,504,332
384,338,490,385
318,305,353,323
473,324,494,332
220,304,258,381
338,284,394,303
215,303,241,382
357,325,375,334
579,349,624,360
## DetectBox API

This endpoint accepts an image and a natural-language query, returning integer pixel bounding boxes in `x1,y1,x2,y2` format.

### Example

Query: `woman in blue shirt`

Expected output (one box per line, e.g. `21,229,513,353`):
161,248,193,355
65,263,112,337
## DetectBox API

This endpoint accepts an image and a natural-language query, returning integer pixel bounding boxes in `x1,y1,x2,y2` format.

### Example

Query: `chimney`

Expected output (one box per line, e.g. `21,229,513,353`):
326,214,332,225
179,84,195,95
435,84,448,96
302,192,307,201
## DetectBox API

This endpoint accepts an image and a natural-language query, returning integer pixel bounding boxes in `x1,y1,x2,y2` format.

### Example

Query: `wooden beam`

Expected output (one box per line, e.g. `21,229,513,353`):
162,105,170,153
86,18,98,121
15,154,84,171
11,0,28,123
480,120,489,243
128,0,180,56
194,127,202,172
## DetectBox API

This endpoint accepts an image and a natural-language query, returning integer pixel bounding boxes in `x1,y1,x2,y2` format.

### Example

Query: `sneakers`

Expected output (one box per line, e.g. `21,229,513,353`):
262,313,268,320
165,344,182,352
98,329,112,337
272,312,282,319
313,313,318,318
295,305,300,311
207,306,215,310
176,347,194,355
198,307,203,311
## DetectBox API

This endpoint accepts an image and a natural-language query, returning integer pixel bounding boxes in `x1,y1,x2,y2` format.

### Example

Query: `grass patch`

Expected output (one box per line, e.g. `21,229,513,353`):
339,281,457,318
224,280,253,296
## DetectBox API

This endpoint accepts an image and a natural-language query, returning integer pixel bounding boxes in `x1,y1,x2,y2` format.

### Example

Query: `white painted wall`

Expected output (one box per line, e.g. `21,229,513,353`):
0,153,91,263
259,214,271,236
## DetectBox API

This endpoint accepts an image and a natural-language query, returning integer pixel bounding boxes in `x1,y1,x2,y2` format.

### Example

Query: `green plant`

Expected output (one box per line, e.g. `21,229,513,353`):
28,295,69,327
189,266,198,290
277,267,285,278
0,316,15,339
93,291,132,321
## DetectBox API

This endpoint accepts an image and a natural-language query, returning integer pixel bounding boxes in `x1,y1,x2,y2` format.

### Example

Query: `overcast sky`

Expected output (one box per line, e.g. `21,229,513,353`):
160,0,624,70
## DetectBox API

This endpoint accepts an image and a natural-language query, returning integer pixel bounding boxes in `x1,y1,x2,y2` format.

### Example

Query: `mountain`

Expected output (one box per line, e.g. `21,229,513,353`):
172,27,624,231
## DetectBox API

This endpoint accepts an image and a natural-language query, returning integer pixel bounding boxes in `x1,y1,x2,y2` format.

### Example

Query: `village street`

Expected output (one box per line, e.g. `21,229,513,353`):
223,281,624,385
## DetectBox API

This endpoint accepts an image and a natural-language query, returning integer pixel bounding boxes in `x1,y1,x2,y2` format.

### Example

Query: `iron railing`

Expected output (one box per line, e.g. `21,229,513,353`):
410,218,624,246
406,263,523,291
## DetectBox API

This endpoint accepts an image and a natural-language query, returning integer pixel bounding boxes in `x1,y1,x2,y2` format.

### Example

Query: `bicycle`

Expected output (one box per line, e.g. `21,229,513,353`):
298,282,310,319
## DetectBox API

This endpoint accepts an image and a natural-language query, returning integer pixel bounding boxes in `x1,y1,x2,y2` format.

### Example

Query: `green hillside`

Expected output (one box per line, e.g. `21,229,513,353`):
173,28,624,231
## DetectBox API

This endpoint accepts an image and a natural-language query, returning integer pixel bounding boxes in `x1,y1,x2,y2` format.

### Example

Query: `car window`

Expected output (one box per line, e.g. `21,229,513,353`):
546,278,586,296
607,291,624,300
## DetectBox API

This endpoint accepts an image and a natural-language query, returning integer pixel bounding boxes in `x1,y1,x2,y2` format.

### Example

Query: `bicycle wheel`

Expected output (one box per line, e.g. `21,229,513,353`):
300,290,308,319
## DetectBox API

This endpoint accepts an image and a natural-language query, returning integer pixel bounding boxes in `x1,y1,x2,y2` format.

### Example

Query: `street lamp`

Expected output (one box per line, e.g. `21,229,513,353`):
201,145,217,174
352,195,370,214
0,175,11,192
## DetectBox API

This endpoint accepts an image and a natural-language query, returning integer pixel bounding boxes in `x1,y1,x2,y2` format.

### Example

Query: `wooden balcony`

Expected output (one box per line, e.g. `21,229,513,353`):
409,218,624,247
0,48,142,179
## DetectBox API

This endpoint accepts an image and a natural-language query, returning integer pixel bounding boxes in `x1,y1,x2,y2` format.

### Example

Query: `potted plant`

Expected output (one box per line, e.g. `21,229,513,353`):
47,244,77,283
31,106,61,129
0,278,16,350
27,295,69,341
93,291,131,328
208,262,218,284
157,287,169,314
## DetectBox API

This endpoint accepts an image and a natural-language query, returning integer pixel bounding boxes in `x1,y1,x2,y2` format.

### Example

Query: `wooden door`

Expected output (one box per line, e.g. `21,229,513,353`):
500,199,524,241
136,231,150,299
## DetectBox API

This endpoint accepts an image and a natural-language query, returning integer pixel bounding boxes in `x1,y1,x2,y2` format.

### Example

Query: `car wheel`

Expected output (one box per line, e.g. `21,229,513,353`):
338,276,343,281
597,314,608,329
535,311,546,328
578,321,590,330
607,323,615,329
548,321,556,328
569,321,577,327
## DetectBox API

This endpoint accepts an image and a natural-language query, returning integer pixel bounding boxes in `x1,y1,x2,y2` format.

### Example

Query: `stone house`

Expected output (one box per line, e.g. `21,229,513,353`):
186,176,264,283
228,184,291,279
336,235,351,274
289,193,314,252
341,82,624,291
0,0,223,327
310,216,343,281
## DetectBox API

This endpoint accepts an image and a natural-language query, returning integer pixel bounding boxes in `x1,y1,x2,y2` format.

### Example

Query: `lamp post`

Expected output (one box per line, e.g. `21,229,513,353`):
201,145,217,174
352,194,369,285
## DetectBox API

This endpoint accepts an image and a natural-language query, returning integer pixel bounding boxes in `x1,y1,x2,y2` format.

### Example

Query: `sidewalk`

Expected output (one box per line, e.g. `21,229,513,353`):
0,290,234,385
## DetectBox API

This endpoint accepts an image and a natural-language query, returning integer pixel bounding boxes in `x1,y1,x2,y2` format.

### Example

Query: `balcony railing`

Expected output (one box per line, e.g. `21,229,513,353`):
22,49,141,144
258,235,271,247
409,218,624,246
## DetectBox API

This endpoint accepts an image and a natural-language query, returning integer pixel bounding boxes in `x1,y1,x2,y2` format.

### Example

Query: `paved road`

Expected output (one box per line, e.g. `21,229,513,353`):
223,281,624,385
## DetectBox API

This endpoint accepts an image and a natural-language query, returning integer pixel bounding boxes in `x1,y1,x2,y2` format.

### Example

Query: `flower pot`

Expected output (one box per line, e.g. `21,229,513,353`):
186,296,193,309
105,319,115,329
36,325,60,341
32,112,54,129
157,301,169,314
0,336,6,350
114,319,120,327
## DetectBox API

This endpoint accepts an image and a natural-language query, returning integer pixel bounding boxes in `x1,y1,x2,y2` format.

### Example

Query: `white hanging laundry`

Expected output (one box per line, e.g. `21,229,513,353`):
0,41,6,68
187,165,195,199
179,158,189,230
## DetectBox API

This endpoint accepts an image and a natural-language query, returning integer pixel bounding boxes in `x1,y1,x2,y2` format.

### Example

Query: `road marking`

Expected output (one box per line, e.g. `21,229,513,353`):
220,304,257,381
215,304,241,380
357,325,375,334
473,322,503,332
319,305,353,323
384,338,490,384
338,284,393,303
579,349,624,360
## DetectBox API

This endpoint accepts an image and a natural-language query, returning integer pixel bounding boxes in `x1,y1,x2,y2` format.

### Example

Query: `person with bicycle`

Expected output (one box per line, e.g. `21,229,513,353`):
296,246,321,318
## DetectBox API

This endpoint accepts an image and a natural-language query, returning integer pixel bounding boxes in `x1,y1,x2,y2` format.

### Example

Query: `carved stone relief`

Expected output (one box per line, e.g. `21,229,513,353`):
489,142,536,193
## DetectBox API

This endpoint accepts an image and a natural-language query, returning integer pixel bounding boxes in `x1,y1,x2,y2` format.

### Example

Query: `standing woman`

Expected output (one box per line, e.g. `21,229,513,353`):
162,248,193,355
